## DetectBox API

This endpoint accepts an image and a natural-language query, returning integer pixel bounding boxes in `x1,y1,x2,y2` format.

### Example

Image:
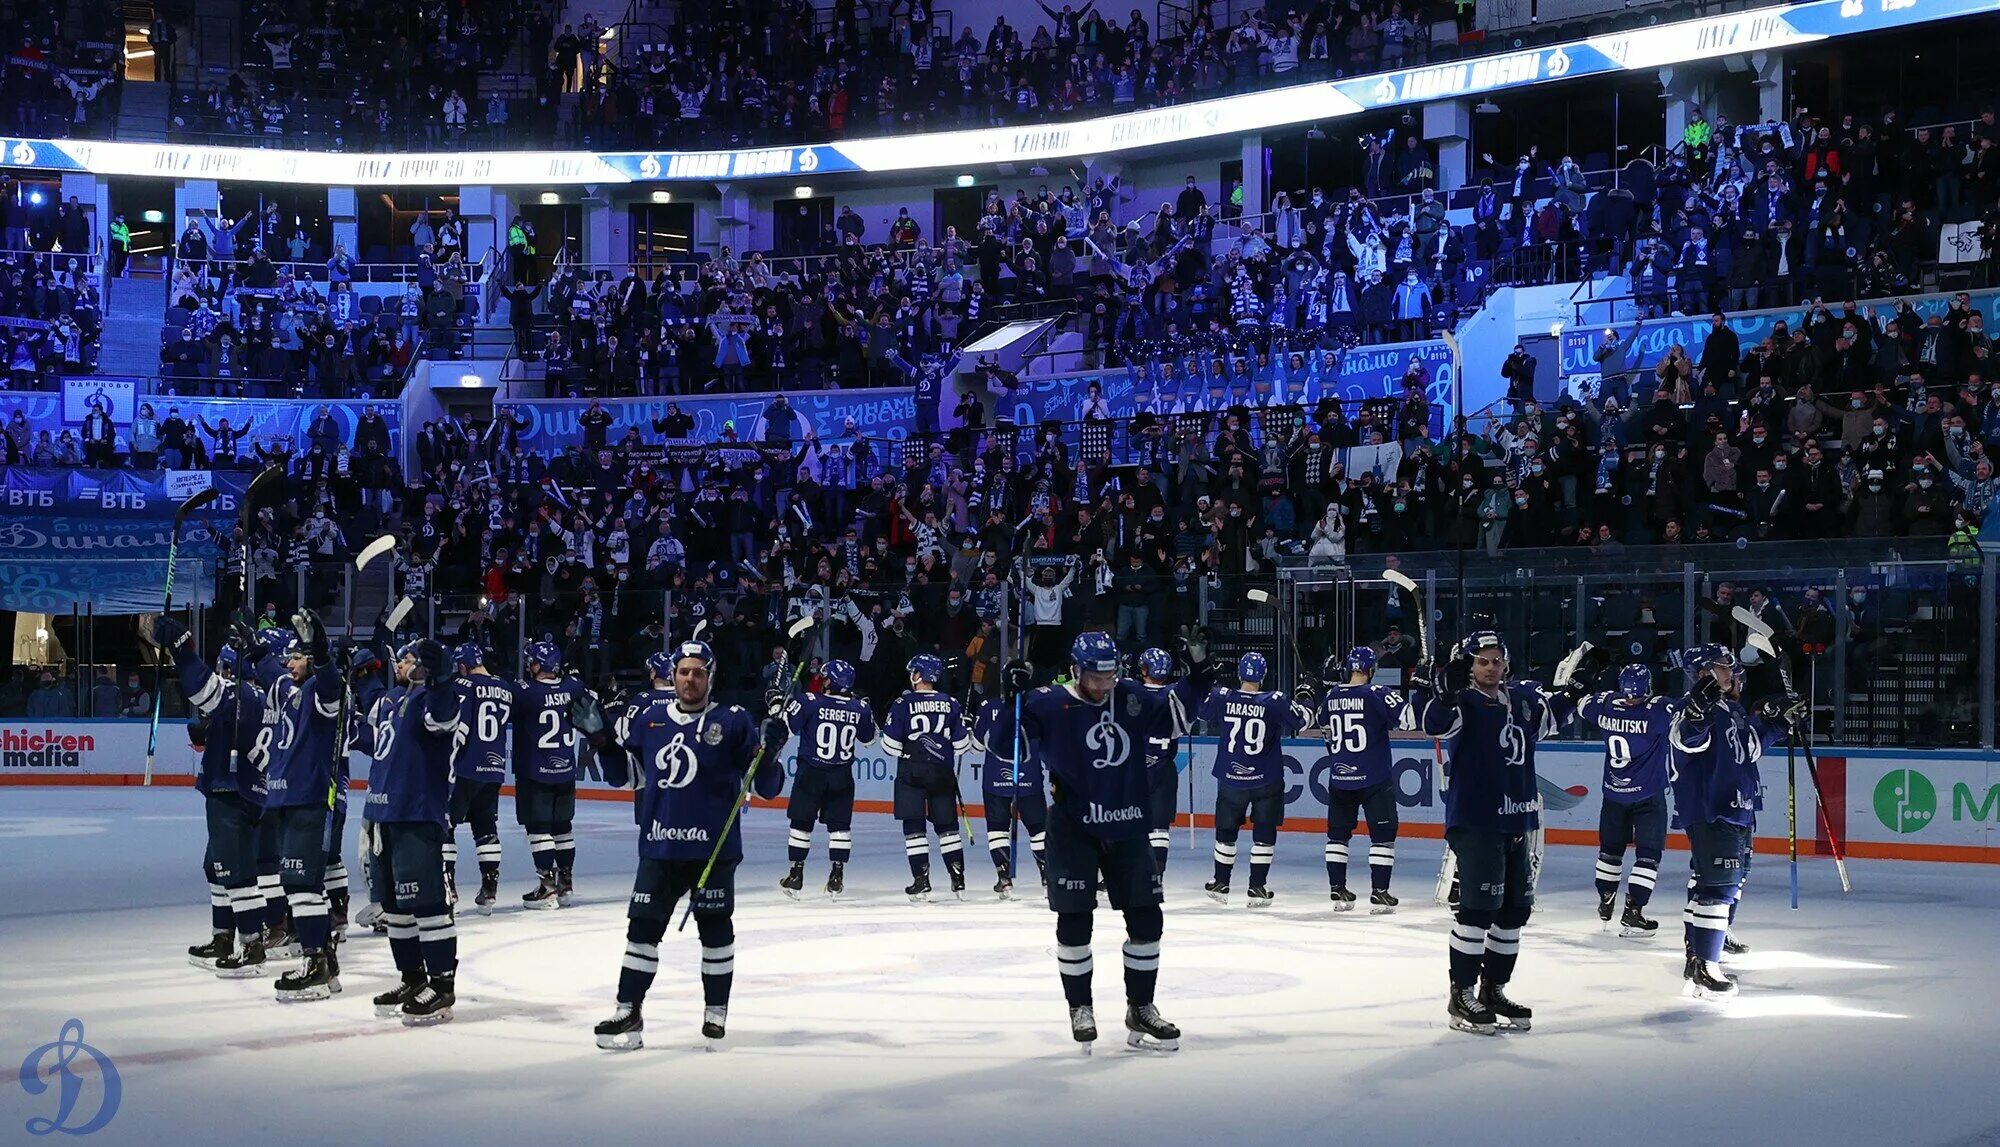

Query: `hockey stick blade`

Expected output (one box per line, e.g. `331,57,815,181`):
174,486,221,523
691,619,710,642
1246,588,1272,603
384,596,416,633
786,615,816,640
1733,605,1776,640
1382,569,1418,593
354,533,398,572
1747,631,1778,660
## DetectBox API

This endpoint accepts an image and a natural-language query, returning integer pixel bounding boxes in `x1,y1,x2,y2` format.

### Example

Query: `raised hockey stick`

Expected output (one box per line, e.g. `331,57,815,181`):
1750,631,1851,895
354,532,398,572
678,616,816,932
1382,569,1429,667
144,486,222,784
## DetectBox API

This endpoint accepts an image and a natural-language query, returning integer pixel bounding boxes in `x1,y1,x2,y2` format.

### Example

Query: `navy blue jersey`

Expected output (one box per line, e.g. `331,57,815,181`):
511,675,585,784
1137,676,1203,778
1579,693,1675,804
1319,683,1409,789
1669,700,1781,828
260,664,345,810
1416,682,1575,833
452,673,516,782
969,695,1045,794
1197,687,1312,788
1020,680,1174,840
176,647,268,803
358,683,462,828
786,692,878,772
605,693,785,862
882,689,970,773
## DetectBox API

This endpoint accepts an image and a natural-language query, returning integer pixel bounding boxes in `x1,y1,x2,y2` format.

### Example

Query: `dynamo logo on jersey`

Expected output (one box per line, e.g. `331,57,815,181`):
645,823,711,843
1083,801,1145,825
1085,712,1130,769
653,738,698,789
1497,794,1544,817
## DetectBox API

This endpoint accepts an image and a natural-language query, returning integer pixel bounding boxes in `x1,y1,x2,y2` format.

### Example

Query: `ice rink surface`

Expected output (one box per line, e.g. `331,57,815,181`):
1,788,1996,1146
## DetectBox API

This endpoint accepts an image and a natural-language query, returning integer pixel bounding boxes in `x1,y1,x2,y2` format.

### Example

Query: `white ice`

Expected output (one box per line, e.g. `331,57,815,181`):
2,788,1996,1146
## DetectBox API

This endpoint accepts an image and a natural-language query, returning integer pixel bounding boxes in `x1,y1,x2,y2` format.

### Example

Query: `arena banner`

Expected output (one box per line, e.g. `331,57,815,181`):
0,393,400,457
3,0,1995,186
61,378,138,424
14,722,1998,866
1558,287,2000,387
496,391,915,455
0,468,248,612
1003,340,1454,428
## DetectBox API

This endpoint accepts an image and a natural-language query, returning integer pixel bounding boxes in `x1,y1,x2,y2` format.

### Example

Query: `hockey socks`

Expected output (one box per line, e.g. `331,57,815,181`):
787,824,814,864
1055,912,1094,1008
1368,840,1395,892
1325,840,1349,889
697,916,734,1008
1122,908,1163,1008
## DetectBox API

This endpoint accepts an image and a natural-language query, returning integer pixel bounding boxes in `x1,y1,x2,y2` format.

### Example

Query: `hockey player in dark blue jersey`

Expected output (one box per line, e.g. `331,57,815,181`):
512,640,600,909
357,639,464,1025
1196,652,1312,907
1579,664,1676,937
1020,631,1179,1053
970,660,1044,898
449,643,514,914
1669,645,1794,998
1411,632,1581,1035
1135,640,1211,875
1316,646,1412,913
153,616,272,977
592,642,788,1051
260,609,349,1003
882,654,973,901
781,659,877,900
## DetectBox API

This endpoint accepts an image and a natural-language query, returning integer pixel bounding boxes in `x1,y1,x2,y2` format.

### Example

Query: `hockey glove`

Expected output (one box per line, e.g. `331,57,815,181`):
572,691,606,736
149,614,192,651
1292,681,1317,713
1405,665,1435,695
1684,674,1722,722
291,608,328,662
1552,641,1595,697
1441,655,1474,696
1181,624,1209,665
412,639,450,685
763,688,787,719
228,616,259,655
187,715,208,750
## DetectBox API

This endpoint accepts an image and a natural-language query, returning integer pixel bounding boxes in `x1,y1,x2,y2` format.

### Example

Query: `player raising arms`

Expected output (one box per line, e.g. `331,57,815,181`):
1411,632,1580,1035
970,660,1045,898
781,659,876,900
1317,647,1413,913
1021,631,1180,1054
1197,652,1313,907
1578,665,1674,936
593,643,788,1050
882,654,973,902
1669,645,1794,998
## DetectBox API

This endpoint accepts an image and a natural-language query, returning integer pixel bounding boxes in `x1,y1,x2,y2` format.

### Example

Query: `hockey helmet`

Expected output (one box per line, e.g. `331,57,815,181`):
1071,631,1121,674
453,642,485,670
824,659,857,694
525,640,563,674
1345,646,1378,676
1138,647,1173,680
1617,664,1652,700
907,653,944,684
1237,651,1268,684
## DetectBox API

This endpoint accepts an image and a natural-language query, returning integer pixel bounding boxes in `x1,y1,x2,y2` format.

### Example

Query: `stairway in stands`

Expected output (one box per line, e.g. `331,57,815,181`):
99,275,168,378
113,80,171,142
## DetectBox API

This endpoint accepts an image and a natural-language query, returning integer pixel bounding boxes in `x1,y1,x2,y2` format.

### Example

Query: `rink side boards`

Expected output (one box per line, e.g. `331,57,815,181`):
3,720,1994,865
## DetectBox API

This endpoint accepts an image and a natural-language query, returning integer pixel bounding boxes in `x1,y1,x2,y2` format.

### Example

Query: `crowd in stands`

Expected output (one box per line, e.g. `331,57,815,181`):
0,400,399,475
0,246,105,390
151,0,1457,150
158,210,476,398
0,0,125,140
